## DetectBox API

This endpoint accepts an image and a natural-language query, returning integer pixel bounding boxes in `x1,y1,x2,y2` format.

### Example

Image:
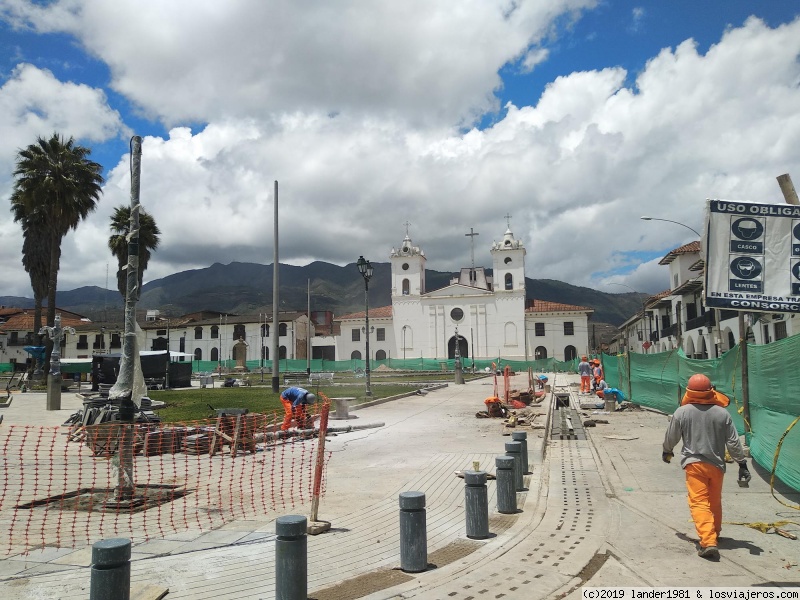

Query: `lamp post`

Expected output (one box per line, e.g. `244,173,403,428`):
356,256,373,397
402,325,408,363
640,216,701,237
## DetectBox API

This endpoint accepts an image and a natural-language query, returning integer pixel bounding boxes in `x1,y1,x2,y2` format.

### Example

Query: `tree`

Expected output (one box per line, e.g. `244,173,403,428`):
10,133,104,336
10,201,52,349
108,205,161,298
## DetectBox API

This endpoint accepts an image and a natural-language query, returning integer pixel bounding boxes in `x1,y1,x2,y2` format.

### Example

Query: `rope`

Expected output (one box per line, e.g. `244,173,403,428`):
768,415,800,511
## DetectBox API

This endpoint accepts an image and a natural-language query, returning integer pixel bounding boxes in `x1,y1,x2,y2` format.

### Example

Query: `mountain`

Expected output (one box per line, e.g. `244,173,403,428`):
1,261,647,326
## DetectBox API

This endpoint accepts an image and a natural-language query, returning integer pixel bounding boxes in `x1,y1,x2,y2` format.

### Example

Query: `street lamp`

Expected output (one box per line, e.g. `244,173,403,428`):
640,216,701,237
402,325,408,362
356,256,373,397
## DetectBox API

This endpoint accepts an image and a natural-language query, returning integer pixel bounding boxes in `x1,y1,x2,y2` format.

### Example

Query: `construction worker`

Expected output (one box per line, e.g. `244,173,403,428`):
578,356,592,394
662,373,751,560
280,386,317,431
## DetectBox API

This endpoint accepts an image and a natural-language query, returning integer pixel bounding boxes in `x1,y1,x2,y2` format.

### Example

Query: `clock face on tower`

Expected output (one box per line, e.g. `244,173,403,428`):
402,263,409,270
450,307,464,322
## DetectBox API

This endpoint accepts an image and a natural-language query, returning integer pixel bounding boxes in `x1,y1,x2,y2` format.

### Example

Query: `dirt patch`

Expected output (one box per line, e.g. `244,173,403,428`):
310,569,413,600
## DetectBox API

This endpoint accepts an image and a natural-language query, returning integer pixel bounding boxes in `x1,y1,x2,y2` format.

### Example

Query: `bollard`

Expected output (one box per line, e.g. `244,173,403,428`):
511,431,529,474
399,491,427,572
330,397,356,420
495,455,517,514
464,470,489,539
90,538,131,600
505,440,525,491
275,515,308,600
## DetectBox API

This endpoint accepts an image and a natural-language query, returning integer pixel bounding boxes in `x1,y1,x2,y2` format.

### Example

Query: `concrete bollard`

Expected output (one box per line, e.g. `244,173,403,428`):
399,491,427,573
511,431,529,474
90,538,131,600
464,470,489,539
330,397,356,420
495,455,517,514
505,440,525,491
275,515,308,600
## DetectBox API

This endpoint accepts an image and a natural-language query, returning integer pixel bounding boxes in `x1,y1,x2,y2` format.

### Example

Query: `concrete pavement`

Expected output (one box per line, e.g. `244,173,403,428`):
0,373,798,599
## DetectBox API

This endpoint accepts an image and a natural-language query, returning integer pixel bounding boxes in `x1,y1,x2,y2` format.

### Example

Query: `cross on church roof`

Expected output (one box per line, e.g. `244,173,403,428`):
403,221,411,236
504,213,512,228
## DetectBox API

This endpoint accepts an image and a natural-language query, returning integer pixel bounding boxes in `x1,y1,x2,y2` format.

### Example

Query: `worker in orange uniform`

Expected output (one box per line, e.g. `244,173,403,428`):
662,373,750,560
578,356,592,393
280,386,317,431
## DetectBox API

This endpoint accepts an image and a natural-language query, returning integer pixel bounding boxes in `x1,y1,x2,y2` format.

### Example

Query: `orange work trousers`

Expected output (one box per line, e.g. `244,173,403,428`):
280,397,307,431
684,462,724,548
580,375,591,392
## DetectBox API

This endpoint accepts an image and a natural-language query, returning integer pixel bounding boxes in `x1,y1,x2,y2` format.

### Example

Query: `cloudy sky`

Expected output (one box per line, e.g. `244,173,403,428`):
1,1,799,299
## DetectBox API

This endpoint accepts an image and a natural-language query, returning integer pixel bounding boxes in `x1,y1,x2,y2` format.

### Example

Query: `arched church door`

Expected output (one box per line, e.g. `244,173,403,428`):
447,336,468,359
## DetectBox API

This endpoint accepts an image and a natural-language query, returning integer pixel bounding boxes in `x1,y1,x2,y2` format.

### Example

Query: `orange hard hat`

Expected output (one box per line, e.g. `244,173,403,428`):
687,373,712,391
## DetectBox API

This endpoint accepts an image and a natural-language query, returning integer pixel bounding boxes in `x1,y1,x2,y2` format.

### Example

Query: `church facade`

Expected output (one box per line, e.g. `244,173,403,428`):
335,227,593,363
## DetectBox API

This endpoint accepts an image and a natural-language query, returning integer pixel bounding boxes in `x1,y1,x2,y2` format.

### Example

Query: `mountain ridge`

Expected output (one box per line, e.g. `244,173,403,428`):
1,261,645,327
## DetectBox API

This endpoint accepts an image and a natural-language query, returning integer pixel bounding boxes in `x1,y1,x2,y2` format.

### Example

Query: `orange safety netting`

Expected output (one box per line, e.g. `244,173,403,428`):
0,405,331,555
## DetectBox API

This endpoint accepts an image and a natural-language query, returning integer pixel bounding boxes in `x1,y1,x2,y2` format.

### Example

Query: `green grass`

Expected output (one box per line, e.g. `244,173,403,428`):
149,382,434,422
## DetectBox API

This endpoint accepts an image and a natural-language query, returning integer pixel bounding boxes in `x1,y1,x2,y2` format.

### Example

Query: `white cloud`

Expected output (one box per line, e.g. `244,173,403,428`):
2,9,800,304
0,0,598,127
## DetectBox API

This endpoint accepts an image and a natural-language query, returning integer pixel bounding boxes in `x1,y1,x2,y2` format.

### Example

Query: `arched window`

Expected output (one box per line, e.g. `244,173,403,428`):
233,324,246,340
194,326,203,340
211,325,219,339
504,322,517,345
504,273,513,290
210,347,219,361
194,348,202,361
564,345,577,361
351,350,362,360
261,323,269,337
402,279,410,295
279,323,288,336
376,349,387,360
279,345,287,359
262,346,269,360
534,346,547,360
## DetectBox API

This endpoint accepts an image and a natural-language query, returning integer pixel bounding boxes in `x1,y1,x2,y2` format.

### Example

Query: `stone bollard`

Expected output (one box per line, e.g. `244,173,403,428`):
90,538,131,600
275,515,308,600
399,491,427,573
495,455,517,514
511,431,529,474
464,470,489,539
330,397,356,420
505,440,525,491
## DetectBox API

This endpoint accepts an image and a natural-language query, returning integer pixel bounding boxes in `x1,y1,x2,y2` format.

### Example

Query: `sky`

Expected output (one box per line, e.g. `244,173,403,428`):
1,0,799,300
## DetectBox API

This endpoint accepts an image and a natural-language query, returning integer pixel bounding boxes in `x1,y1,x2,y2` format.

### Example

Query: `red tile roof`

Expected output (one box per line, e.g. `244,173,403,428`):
336,306,393,320
525,300,593,314
0,312,88,332
659,240,701,265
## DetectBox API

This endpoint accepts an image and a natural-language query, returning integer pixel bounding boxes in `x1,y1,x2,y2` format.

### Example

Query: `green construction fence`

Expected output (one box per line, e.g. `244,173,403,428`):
600,339,799,495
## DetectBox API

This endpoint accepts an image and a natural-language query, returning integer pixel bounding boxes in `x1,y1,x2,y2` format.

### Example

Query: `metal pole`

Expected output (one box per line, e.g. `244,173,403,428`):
306,279,311,377
495,455,516,514
275,515,307,600
364,277,372,396
464,471,489,539
399,491,427,573
272,181,280,392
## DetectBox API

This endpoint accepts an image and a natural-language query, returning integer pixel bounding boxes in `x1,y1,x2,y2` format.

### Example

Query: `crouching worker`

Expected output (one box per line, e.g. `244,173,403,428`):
280,386,317,431
662,373,750,560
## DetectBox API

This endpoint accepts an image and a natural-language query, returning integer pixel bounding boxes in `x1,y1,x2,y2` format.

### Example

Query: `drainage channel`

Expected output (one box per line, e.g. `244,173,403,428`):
550,389,586,441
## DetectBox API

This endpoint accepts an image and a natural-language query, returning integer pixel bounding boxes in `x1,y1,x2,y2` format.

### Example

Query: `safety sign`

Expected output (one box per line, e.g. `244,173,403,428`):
704,199,800,313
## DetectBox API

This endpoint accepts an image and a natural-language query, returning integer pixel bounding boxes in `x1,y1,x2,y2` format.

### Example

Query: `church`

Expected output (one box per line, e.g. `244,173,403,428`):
334,225,594,363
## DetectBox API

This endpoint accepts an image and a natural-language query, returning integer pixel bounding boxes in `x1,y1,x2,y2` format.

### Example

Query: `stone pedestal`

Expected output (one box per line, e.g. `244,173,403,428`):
46,374,62,411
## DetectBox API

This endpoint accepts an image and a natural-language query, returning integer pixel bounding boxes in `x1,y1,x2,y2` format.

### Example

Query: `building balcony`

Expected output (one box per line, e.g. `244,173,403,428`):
660,323,678,338
685,311,716,331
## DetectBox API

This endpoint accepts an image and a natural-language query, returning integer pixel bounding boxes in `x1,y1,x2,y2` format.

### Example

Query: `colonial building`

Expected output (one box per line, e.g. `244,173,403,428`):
335,227,593,362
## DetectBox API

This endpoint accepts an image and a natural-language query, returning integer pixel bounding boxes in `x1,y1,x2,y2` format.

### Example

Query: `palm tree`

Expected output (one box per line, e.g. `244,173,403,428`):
108,205,161,298
11,133,104,334
10,200,52,348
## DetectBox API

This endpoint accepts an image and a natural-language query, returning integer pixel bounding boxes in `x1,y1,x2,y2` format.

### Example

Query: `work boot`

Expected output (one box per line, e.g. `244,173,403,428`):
698,546,719,560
